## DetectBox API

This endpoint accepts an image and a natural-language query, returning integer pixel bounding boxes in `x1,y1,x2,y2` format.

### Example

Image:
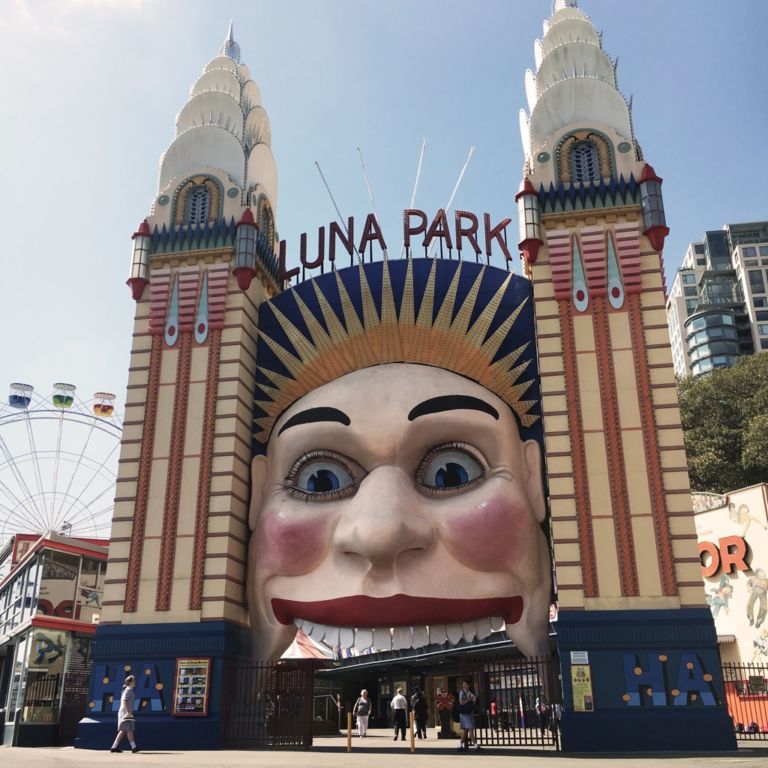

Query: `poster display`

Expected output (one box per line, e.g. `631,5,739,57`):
571,664,594,712
173,657,211,716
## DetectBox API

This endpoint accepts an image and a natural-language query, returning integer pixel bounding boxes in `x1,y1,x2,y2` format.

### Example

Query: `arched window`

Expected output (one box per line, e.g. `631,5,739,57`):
185,185,211,225
569,141,601,183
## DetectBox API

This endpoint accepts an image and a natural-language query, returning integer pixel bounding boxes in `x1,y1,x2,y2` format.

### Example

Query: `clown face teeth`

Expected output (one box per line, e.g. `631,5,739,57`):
411,625,429,647
429,624,447,644
475,618,493,641
309,623,326,643
296,619,314,635
446,623,463,645
489,616,505,632
324,626,340,647
339,627,355,649
355,627,373,651
392,626,412,650
373,627,392,650
462,622,477,642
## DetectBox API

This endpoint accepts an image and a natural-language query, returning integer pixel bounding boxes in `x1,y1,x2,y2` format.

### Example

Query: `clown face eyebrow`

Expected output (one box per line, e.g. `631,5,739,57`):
278,406,351,436
408,395,499,422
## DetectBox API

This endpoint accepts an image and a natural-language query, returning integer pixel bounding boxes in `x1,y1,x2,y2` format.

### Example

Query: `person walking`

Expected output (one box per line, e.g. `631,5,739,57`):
457,680,478,752
391,687,408,741
435,687,455,739
110,674,139,753
353,689,372,738
410,687,428,739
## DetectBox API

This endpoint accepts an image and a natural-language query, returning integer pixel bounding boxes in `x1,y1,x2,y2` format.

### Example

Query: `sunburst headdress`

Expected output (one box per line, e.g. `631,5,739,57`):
253,258,542,445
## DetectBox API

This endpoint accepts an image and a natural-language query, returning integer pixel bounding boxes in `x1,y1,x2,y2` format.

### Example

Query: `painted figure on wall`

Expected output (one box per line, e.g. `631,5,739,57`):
246,258,551,660
706,574,733,618
728,502,767,537
747,568,768,629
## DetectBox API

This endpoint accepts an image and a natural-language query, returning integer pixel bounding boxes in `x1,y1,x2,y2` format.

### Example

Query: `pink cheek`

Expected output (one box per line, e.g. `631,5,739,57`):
443,495,530,571
256,510,330,575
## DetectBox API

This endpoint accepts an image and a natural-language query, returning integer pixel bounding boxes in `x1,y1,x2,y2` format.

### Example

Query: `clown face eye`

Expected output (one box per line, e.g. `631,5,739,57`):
416,444,486,495
285,451,358,502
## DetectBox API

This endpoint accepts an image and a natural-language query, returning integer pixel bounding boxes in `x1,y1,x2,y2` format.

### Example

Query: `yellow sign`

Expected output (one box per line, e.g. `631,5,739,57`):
571,664,594,712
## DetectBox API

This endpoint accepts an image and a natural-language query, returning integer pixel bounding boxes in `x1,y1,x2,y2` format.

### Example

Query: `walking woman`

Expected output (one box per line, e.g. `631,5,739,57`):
110,674,139,753
353,689,372,738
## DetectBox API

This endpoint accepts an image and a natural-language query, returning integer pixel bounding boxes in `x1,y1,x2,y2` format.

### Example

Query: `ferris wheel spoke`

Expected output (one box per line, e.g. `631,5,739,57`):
0,496,44,534
57,438,119,526
65,499,115,536
54,418,96,525
24,411,51,529
51,411,65,520
0,432,46,526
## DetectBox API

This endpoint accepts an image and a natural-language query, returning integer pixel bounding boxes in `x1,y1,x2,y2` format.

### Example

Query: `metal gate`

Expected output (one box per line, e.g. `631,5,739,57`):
722,662,768,739
221,659,315,748
459,654,560,749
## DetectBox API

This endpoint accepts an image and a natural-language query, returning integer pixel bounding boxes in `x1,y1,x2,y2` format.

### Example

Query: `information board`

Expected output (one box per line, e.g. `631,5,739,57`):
173,657,212,716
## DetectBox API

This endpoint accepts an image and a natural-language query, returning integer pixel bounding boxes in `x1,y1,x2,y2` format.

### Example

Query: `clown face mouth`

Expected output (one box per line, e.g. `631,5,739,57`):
272,595,522,653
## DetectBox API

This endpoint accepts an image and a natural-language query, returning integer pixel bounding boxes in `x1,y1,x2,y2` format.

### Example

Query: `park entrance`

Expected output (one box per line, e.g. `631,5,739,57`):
221,652,560,750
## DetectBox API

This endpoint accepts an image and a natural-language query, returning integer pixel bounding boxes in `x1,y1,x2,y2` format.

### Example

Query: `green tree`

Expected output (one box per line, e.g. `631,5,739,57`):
678,352,768,492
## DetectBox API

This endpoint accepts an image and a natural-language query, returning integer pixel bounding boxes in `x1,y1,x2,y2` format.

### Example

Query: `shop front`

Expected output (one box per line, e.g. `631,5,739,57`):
0,533,106,746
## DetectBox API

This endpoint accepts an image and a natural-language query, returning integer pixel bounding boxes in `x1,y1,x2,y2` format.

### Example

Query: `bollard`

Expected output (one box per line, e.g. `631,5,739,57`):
409,710,416,752
347,711,352,752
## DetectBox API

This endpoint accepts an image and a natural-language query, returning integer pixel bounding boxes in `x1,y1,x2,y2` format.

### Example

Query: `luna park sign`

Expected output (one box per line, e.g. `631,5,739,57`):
278,208,514,282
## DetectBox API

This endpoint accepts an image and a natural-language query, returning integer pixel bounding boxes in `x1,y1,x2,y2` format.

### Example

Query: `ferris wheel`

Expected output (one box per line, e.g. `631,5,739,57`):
0,382,123,555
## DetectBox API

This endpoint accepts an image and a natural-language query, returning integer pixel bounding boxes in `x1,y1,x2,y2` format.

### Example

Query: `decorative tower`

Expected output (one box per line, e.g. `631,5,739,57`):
81,26,280,749
518,1,734,751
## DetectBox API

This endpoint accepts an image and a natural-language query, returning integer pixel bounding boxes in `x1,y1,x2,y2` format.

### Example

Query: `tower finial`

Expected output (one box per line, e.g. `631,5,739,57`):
552,0,578,13
219,20,241,63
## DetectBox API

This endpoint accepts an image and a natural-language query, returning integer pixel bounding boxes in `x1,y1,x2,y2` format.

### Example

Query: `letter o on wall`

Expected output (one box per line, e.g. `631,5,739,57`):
699,541,720,578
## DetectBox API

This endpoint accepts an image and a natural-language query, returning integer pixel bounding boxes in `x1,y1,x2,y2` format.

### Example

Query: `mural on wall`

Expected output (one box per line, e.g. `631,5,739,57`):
695,484,768,662
89,662,169,713
248,258,551,660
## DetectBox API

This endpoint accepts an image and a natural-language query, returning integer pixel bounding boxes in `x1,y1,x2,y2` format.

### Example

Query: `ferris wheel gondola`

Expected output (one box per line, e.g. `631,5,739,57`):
0,382,123,555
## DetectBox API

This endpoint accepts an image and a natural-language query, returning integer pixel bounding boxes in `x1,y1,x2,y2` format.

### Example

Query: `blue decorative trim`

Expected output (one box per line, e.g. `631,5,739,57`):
538,173,638,214
149,217,279,282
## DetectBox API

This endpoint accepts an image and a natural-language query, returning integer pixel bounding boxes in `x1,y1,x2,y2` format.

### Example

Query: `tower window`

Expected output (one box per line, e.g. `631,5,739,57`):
569,141,600,183
185,185,211,225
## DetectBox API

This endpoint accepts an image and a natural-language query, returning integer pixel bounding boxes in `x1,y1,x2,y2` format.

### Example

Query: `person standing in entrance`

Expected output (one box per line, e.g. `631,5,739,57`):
411,687,428,738
457,680,478,752
435,687,455,738
353,689,372,738
110,675,139,753
391,687,408,741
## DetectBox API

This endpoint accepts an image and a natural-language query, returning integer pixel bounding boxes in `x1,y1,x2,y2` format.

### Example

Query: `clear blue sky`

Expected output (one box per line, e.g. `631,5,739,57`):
1,0,767,411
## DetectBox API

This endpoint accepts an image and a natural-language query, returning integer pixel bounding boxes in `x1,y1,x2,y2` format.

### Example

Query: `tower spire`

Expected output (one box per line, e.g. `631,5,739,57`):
219,20,241,62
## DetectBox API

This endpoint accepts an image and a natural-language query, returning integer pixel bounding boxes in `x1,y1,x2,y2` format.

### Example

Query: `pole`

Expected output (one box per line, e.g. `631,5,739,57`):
347,712,352,752
409,710,416,752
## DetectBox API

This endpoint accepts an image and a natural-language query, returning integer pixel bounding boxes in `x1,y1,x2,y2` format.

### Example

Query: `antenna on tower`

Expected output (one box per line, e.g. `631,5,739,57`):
400,138,427,257
427,145,476,258
315,161,362,263
356,147,388,259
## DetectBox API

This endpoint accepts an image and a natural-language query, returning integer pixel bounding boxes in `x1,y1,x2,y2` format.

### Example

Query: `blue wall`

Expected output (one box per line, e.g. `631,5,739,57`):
76,621,251,750
556,609,736,751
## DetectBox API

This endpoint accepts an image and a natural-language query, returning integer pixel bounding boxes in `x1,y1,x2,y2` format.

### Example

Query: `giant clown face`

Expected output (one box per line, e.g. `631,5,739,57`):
248,362,551,660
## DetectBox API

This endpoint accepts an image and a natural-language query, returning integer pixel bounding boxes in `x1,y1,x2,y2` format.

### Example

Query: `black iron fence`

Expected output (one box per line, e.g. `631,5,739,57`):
722,662,768,739
459,654,559,749
222,660,315,748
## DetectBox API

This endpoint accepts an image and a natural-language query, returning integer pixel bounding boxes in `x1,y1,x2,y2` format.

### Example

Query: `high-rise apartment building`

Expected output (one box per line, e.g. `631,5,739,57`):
666,222,768,377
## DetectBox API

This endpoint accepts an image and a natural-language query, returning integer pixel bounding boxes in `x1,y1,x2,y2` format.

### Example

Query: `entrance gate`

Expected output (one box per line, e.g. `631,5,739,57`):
222,660,315,748
460,654,559,749
722,661,768,739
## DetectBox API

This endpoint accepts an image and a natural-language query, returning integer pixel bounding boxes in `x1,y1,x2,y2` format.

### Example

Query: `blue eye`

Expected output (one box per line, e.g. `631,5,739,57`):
419,448,484,492
294,459,354,496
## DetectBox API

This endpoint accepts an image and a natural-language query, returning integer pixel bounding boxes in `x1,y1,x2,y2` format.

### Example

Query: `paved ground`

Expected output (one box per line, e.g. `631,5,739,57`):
3,730,768,768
